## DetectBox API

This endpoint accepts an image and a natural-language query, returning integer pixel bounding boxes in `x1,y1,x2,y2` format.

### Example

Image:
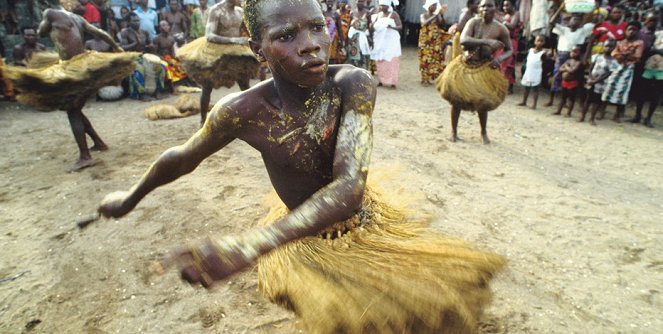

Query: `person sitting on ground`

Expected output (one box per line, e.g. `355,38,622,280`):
121,12,165,101
579,38,618,125
97,0,505,333
12,27,47,66
154,20,188,93
553,45,584,117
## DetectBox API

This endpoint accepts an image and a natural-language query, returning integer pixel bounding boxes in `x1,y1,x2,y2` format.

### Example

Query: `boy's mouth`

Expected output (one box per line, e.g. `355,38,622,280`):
301,59,327,73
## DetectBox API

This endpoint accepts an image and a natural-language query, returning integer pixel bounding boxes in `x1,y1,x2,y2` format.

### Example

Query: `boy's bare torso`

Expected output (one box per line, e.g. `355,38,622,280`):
209,67,351,208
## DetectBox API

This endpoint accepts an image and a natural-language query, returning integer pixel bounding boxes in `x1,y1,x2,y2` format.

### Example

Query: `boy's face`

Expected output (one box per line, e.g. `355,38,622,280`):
252,0,331,88
570,47,581,59
569,16,581,29
130,16,141,30
609,8,623,22
534,36,545,48
625,25,638,39
160,21,170,33
603,40,615,54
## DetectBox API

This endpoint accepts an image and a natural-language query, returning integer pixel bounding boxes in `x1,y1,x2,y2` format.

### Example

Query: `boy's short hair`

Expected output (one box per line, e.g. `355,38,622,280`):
626,20,642,30
244,0,264,40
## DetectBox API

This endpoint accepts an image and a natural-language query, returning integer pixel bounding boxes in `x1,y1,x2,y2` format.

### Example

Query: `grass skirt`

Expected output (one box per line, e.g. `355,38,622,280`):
257,186,505,334
436,33,507,112
176,37,259,89
3,51,139,111
436,57,507,112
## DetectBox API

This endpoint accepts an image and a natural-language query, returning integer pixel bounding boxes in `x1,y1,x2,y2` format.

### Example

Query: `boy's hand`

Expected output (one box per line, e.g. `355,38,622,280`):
168,239,251,288
98,191,135,218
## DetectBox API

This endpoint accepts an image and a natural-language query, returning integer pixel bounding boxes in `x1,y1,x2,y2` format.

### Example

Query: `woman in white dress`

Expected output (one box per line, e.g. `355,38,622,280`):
370,0,402,88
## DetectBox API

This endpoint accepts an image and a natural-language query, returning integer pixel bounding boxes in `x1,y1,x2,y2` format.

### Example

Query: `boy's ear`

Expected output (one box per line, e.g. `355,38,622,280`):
249,39,266,62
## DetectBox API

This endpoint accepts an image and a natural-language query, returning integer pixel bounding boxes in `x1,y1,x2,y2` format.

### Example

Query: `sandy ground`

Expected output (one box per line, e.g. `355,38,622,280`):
1,47,662,334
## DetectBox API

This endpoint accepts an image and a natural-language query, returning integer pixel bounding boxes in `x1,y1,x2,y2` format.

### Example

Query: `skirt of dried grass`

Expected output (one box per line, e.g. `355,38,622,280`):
144,95,200,120
436,32,507,112
24,51,60,69
436,57,507,112
257,184,505,334
3,51,139,111
176,37,259,89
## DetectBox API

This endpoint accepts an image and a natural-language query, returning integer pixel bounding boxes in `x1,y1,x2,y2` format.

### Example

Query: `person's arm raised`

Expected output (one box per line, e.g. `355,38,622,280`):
98,103,238,219
172,68,377,288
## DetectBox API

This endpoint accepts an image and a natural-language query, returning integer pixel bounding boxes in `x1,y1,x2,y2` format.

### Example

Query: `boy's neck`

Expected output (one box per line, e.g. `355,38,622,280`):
534,46,543,52
273,75,331,112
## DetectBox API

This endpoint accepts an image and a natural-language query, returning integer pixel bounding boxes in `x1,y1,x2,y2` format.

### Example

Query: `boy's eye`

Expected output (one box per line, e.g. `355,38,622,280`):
313,24,325,32
278,33,294,41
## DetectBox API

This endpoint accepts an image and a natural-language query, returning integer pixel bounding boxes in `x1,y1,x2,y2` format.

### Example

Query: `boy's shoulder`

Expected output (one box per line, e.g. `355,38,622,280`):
328,64,375,90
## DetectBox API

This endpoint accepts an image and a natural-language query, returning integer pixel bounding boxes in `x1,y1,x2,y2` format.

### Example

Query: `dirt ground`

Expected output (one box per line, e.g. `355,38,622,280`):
1,47,662,334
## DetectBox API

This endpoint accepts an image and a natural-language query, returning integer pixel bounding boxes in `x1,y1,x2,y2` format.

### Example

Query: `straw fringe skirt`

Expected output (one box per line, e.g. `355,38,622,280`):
176,37,259,89
3,51,139,111
257,186,506,334
436,33,507,112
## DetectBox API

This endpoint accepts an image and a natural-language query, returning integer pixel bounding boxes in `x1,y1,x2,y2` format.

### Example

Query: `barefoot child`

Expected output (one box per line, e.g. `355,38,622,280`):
601,21,644,122
98,0,505,332
518,35,547,109
579,38,617,125
553,45,584,117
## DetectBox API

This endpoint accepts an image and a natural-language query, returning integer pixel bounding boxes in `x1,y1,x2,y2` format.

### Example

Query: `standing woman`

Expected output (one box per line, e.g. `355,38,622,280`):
323,0,343,64
499,0,520,94
347,0,372,70
338,0,351,63
418,0,449,86
370,0,402,88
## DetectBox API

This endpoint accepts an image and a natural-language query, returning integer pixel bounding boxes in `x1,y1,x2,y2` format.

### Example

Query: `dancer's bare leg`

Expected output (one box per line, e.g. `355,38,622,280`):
200,85,213,126
478,110,490,144
67,107,97,171
82,112,108,151
449,105,461,142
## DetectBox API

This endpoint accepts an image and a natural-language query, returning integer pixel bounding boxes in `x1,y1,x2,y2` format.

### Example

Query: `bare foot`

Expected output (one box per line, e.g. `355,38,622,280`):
578,117,585,122
70,158,98,172
449,135,459,143
543,101,553,107
482,134,491,145
552,111,561,115
564,113,572,118
589,120,596,126
90,144,109,152
517,102,526,106
530,106,537,110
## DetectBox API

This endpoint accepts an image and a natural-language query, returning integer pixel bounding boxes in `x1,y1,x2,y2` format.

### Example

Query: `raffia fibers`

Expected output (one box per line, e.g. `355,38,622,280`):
3,51,139,111
257,179,506,334
436,33,507,112
176,37,259,89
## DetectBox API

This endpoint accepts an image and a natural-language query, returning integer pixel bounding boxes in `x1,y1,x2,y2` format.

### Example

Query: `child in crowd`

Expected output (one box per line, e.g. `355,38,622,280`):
518,35,547,109
553,45,584,117
601,21,644,122
545,12,594,107
579,38,617,125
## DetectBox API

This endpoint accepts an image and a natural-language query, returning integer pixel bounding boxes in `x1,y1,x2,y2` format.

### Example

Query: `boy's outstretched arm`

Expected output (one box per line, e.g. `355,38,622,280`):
174,69,378,288
98,105,238,218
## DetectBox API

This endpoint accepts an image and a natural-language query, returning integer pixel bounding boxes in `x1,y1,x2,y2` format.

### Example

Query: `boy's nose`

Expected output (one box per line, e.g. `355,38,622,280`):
297,32,322,56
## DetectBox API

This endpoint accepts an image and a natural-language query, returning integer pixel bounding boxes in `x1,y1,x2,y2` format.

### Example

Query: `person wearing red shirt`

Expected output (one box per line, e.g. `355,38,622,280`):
594,6,626,42
79,0,101,24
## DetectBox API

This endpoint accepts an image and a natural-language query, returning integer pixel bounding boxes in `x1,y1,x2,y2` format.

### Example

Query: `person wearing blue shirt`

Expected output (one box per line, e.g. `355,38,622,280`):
134,0,159,40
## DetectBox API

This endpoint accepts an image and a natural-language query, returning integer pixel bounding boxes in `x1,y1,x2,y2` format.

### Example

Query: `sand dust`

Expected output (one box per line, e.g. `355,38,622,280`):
1,48,661,333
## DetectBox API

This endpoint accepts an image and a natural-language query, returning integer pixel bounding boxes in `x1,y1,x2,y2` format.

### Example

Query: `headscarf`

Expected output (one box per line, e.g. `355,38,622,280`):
422,0,440,15
379,0,399,7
